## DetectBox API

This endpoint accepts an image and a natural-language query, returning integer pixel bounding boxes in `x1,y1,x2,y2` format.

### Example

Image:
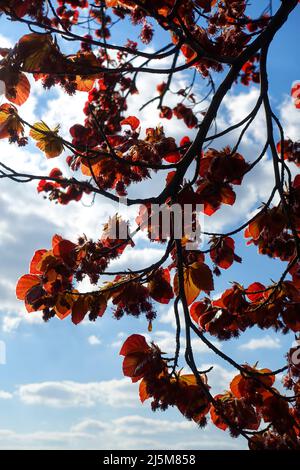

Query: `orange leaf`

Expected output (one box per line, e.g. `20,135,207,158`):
166,170,176,186
173,270,199,305
230,374,243,398
122,353,146,381
30,249,47,274
25,284,47,312
35,251,57,274
179,374,197,386
55,293,75,320
16,274,40,300
139,378,150,403
247,219,261,240
75,75,95,92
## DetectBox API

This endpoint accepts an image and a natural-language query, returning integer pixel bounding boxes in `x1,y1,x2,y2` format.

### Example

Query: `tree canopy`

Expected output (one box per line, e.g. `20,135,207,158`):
1,0,300,450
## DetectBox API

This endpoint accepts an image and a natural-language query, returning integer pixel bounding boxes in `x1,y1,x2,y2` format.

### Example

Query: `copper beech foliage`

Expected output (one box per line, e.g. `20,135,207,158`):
1,0,300,449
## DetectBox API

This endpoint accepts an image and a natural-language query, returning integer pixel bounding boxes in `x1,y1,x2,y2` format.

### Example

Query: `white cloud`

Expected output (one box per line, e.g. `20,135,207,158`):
0,33,13,48
2,317,22,333
239,335,281,351
111,331,126,349
109,247,165,272
87,335,102,346
71,419,109,434
0,415,245,450
17,378,140,408
41,87,87,138
223,88,267,144
159,304,180,330
0,390,13,400
111,415,194,436
73,415,194,437
150,329,222,356
199,363,235,394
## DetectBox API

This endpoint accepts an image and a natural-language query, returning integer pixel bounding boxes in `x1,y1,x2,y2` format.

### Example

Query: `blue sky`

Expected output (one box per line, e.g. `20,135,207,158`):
0,1,299,449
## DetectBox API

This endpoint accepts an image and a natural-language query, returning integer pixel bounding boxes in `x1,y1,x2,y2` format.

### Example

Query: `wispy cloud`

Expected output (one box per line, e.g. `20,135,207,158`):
87,335,102,346
239,335,281,351
17,378,140,408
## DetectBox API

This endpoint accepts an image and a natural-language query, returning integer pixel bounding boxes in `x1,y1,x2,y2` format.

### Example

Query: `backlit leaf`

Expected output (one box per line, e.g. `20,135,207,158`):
16,274,40,300
119,334,150,356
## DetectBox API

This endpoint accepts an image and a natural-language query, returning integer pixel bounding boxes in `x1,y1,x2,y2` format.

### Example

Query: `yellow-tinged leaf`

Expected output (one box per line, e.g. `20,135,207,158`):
173,269,199,306
173,262,214,305
30,121,63,158
0,103,23,139
179,373,208,386
29,121,53,140
17,33,60,73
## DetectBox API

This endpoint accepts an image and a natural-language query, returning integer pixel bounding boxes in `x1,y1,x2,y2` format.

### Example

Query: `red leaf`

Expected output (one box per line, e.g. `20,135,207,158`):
6,73,31,106
293,174,300,189
210,237,236,270
291,82,300,109
163,151,181,163
190,301,207,324
148,268,174,304
119,334,150,356
166,170,176,185
120,116,140,131
190,262,214,292
246,282,266,302
53,239,77,265
210,401,228,431
180,136,191,146
71,296,89,325
52,234,63,249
